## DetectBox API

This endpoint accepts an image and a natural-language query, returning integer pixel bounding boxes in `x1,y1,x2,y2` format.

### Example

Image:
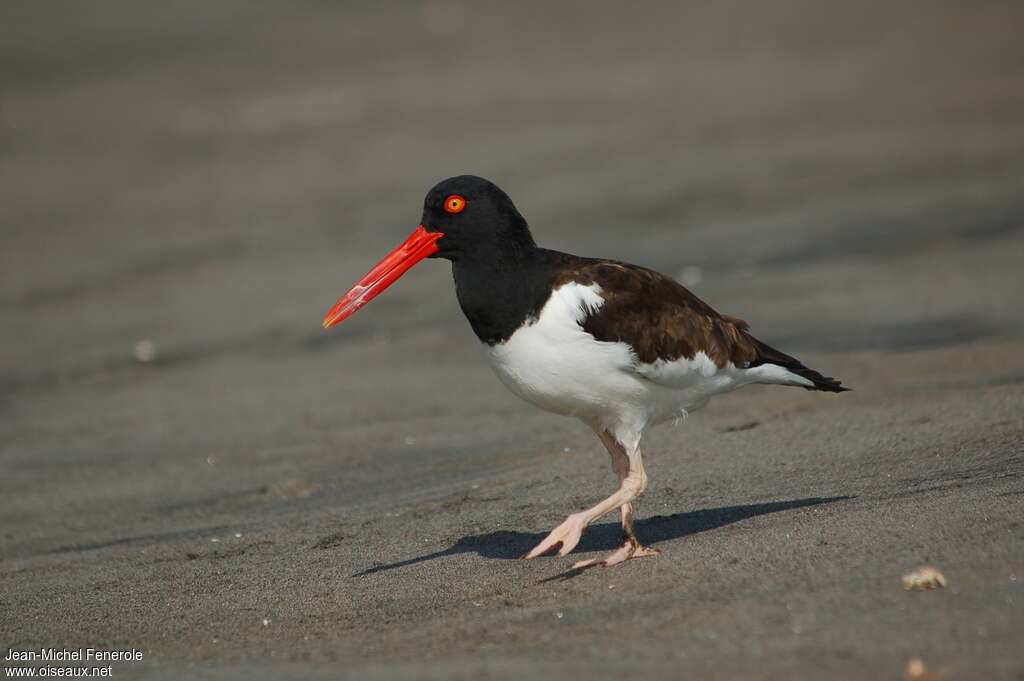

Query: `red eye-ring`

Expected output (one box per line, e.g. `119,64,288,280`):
444,195,466,213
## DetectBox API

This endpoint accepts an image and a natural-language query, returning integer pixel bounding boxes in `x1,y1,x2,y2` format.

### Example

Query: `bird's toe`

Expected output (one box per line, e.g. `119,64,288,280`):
523,514,586,559
571,538,660,569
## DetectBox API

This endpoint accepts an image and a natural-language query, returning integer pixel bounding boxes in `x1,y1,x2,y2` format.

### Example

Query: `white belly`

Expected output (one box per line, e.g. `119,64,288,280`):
484,315,649,425
483,282,751,431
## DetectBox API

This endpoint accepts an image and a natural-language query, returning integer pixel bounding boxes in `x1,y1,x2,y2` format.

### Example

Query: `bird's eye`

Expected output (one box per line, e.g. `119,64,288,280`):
444,195,466,214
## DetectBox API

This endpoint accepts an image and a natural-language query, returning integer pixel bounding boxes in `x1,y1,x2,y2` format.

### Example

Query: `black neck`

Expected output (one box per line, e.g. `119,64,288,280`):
451,246,560,345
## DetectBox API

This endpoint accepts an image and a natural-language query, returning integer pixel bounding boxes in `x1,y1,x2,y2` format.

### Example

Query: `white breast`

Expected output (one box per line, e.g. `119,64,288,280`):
483,282,760,433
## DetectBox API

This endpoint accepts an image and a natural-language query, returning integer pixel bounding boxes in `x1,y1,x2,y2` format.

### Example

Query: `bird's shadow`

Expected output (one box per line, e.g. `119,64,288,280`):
351,495,851,578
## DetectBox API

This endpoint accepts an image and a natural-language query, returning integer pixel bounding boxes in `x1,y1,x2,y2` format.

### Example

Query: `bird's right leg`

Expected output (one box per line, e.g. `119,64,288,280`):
569,430,660,568
522,428,658,565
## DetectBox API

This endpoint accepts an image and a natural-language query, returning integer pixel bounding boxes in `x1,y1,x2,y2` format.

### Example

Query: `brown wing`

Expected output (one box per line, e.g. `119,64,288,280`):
552,259,759,368
551,258,847,391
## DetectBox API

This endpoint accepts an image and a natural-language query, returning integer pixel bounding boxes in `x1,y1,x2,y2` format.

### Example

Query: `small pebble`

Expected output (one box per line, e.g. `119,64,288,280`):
133,339,157,362
677,266,703,286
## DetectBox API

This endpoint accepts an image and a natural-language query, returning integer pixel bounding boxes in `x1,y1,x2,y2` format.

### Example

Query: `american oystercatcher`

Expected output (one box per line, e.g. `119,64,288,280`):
323,175,848,568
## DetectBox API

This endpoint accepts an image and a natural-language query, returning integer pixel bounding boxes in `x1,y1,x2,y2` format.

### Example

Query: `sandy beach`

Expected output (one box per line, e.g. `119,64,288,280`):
2,1,1023,678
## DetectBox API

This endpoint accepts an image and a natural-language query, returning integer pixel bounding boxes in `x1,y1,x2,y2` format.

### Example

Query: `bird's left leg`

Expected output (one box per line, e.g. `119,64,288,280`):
523,428,658,564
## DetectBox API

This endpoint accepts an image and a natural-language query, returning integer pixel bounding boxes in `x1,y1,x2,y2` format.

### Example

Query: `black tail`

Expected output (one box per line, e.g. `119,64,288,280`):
749,338,849,392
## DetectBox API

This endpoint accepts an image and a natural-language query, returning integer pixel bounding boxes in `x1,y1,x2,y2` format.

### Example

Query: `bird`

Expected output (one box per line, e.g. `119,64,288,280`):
322,175,848,569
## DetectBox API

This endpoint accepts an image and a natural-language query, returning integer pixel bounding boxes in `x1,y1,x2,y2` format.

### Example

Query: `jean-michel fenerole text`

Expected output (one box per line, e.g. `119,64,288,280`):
5,649,143,662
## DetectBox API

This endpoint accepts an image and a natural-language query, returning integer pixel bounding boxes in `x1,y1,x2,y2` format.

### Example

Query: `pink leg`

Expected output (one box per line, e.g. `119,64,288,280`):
523,429,660,567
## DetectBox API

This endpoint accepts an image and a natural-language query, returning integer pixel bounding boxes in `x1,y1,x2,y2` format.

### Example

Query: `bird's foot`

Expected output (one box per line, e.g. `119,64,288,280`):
570,537,660,569
522,513,587,559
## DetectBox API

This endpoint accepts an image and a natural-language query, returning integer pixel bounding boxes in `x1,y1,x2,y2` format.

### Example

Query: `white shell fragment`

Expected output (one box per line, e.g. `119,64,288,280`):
901,566,947,591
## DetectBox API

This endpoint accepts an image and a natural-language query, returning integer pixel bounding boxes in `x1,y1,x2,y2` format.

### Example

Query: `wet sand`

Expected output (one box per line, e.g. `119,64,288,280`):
2,1,1023,679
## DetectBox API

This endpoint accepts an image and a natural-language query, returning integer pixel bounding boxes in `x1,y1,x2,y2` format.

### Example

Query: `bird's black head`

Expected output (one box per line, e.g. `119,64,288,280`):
321,175,536,329
421,175,536,263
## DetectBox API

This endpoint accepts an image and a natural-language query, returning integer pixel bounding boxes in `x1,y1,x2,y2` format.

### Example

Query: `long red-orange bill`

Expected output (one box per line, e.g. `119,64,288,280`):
322,225,443,328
